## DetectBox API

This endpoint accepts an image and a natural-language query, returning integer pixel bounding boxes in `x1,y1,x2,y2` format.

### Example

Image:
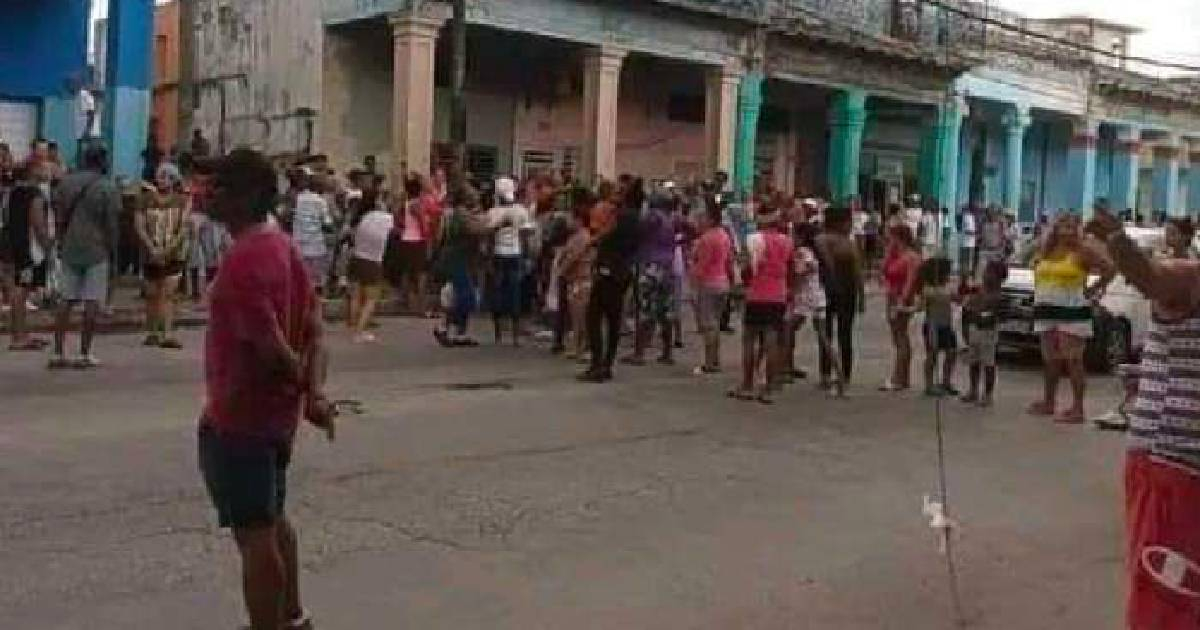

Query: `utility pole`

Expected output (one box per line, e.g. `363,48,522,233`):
177,0,197,149
449,0,467,178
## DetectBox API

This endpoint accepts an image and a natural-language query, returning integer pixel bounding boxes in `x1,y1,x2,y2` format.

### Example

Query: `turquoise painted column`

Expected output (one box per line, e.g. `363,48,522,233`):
826,87,867,205
103,0,155,180
1002,105,1031,212
1152,138,1182,217
1065,117,1099,217
956,119,973,209
1110,125,1142,215
935,96,966,213
732,70,764,198
1189,147,1200,216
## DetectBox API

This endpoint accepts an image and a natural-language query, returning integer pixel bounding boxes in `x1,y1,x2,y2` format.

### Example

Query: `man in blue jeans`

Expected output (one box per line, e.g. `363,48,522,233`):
49,146,120,369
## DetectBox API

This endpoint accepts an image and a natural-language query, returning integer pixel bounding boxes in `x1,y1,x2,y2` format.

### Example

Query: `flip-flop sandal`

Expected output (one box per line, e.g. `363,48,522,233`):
47,356,73,370
1027,401,1055,417
9,340,46,352
726,388,754,401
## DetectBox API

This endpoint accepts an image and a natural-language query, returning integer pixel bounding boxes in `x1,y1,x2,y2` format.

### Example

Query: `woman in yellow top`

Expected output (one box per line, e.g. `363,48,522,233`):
135,163,190,349
1029,213,1114,424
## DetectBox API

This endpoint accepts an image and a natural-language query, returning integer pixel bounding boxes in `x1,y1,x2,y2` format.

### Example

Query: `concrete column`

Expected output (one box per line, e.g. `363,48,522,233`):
389,5,449,184
579,46,626,184
1152,136,1182,217
733,70,765,197
103,0,155,180
1110,125,1142,215
1065,117,1100,217
704,63,740,178
1002,104,1031,212
1189,147,1200,215
929,96,966,213
956,119,974,209
826,87,867,205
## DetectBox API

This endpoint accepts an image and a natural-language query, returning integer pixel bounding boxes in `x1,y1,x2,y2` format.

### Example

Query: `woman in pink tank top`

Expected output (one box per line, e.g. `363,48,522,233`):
729,205,793,404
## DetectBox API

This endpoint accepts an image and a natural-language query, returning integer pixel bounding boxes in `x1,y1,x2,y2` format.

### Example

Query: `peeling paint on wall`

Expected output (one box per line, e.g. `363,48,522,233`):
193,0,323,156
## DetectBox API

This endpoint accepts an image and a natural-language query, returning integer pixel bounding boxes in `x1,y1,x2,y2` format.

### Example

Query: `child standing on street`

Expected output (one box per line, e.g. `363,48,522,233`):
961,261,1007,406
911,256,959,397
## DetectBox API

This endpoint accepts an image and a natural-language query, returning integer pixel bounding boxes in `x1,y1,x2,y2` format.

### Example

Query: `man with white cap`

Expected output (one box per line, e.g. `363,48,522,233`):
487,176,533,345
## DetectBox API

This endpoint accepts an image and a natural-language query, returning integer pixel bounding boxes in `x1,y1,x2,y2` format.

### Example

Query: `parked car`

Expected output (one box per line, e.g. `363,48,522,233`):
997,227,1163,373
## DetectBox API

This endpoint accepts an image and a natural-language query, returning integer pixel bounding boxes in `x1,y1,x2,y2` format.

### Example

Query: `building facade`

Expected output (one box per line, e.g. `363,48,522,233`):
188,0,1200,220
152,0,182,153
0,0,92,165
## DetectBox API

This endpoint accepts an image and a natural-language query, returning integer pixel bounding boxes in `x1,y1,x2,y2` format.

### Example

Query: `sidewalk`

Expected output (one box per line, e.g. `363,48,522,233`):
0,280,414,335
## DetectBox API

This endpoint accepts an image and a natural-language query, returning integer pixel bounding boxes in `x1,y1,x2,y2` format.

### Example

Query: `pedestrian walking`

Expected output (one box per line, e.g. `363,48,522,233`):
578,179,639,383
689,198,733,376
3,164,51,351
135,162,190,349
1027,213,1114,424
197,148,332,630
290,169,334,294
557,198,596,361
49,145,120,369
879,223,920,392
346,187,392,344
432,185,488,348
815,206,864,389
911,256,959,397
961,260,1007,406
729,202,793,404
486,176,533,346
1087,207,1200,629
623,192,683,366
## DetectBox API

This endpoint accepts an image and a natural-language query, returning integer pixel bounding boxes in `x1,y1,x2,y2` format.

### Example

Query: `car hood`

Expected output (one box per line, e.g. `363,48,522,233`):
1004,268,1036,292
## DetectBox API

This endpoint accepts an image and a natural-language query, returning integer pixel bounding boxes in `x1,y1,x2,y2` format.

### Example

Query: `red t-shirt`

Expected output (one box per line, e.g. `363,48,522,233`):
746,231,793,304
691,227,732,291
202,225,316,444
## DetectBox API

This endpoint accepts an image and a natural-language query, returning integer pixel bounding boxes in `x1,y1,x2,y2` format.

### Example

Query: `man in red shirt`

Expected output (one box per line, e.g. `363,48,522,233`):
198,149,333,630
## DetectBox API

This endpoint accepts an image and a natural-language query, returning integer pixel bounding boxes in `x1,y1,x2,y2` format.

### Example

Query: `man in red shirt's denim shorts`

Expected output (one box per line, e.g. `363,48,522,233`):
197,149,333,630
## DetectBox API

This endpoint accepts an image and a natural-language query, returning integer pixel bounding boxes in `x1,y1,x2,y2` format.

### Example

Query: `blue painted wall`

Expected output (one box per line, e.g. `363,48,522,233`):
1019,119,1071,219
0,0,90,99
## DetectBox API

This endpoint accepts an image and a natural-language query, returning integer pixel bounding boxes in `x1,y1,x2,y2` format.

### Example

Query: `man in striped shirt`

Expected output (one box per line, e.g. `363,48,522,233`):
1089,209,1200,629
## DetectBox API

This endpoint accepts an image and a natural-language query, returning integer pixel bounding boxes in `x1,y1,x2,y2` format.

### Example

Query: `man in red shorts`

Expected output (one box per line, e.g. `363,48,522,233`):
1090,209,1200,629
198,149,334,630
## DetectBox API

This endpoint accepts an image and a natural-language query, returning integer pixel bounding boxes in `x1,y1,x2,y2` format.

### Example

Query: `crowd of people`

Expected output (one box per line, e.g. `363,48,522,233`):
5,134,1200,628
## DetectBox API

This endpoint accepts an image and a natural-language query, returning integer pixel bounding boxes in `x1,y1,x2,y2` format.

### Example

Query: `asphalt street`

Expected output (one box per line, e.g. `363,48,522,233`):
0,299,1127,629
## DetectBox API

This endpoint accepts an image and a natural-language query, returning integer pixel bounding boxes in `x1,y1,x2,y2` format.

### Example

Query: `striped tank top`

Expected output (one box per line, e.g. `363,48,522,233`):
1129,314,1200,472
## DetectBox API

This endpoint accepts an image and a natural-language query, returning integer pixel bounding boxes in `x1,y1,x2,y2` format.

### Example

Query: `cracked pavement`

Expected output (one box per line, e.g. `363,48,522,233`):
0,300,1127,628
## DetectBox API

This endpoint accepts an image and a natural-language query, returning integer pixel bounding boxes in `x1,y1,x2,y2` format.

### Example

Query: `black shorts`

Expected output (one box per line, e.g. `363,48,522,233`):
744,302,786,329
198,424,291,529
384,237,428,285
924,323,958,351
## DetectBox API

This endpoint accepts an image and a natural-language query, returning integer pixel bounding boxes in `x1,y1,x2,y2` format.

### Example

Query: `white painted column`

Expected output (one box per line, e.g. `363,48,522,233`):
704,63,740,178
390,5,449,183
581,46,626,184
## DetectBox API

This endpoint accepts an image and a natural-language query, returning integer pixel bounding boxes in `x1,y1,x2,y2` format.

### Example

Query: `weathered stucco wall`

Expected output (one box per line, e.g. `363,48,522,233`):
193,0,324,156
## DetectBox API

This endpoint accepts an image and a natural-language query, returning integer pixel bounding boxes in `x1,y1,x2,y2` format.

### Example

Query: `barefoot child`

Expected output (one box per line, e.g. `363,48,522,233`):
961,261,1006,406
910,256,958,397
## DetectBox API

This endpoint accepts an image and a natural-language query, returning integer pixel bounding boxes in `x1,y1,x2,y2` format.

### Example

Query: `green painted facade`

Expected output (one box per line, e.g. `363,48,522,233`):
827,88,868,205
